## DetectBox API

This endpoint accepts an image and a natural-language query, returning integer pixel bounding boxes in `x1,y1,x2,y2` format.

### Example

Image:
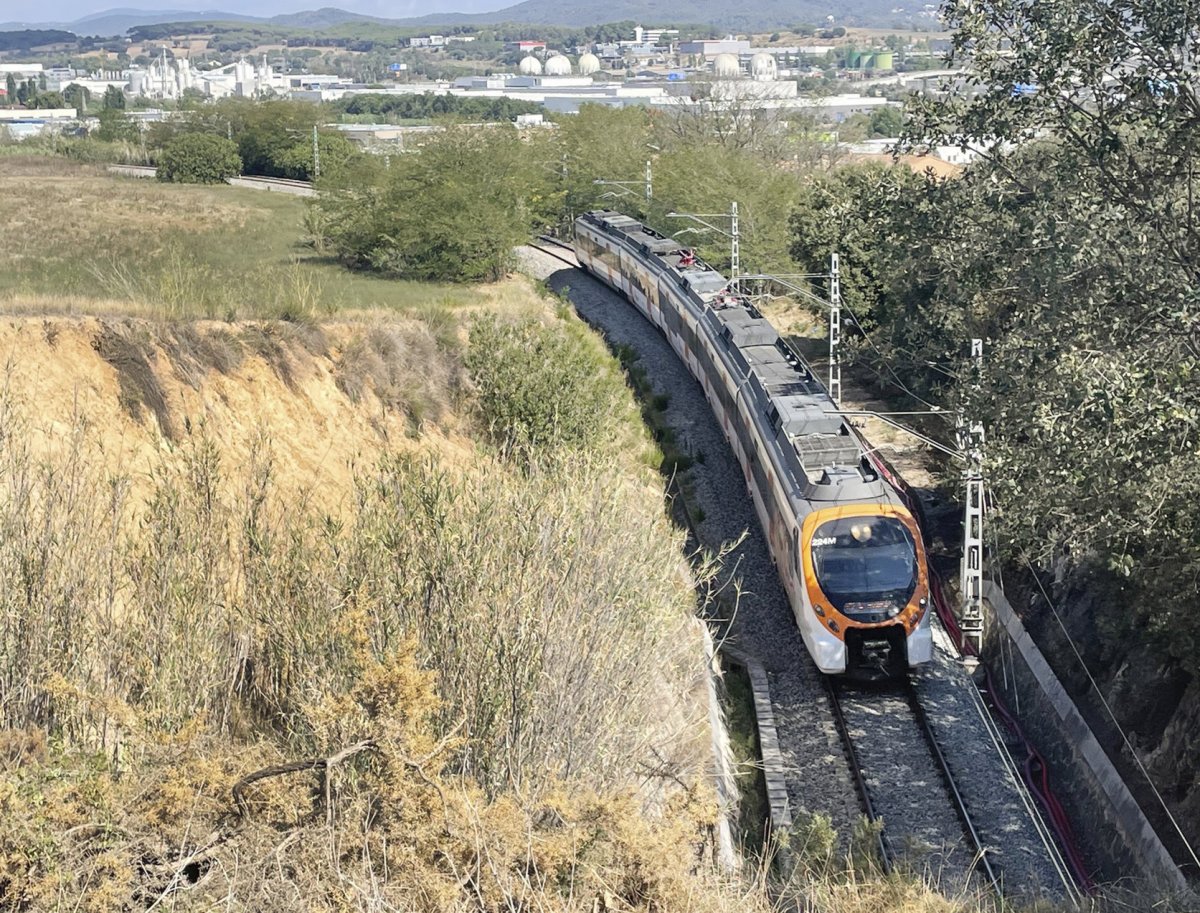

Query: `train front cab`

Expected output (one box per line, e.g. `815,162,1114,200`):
795,504,933,678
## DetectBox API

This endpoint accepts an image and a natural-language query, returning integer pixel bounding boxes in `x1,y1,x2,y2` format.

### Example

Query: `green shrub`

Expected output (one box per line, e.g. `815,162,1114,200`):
465,315,621,463
157,132,241,184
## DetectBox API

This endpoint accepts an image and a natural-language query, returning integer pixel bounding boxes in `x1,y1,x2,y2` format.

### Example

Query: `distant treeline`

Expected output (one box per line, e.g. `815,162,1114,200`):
124,19,717,54
334,94,542,121
0,29,77,51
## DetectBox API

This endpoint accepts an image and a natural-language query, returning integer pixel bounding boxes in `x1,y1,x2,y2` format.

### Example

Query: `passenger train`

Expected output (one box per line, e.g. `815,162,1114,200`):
574,210,932,677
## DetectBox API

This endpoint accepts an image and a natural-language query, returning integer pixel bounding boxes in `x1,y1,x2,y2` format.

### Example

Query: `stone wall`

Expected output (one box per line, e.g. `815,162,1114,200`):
982,582,1188,894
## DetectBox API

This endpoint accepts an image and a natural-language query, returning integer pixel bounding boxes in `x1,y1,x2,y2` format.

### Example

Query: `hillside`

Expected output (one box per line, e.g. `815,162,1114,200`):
404,0,937,30
0,155,729,909
4,0,941,36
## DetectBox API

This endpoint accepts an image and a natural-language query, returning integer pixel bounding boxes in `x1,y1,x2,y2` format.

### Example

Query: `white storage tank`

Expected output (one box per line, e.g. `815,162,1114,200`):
544,54,572,76
713,53,740,78
578,52,601,75
750,52,778,81
518,56,543,75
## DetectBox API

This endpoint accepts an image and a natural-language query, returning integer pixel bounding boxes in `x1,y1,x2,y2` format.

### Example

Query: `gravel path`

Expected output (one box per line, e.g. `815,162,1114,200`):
517,246,1072,901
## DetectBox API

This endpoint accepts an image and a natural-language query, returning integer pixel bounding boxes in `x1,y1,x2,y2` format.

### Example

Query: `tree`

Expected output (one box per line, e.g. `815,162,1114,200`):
29,91,66,110
158,133,242,184
275,130,359,181
5,74,15,107
868,104,903,138
314,125,549,281
820,0,1200,671
62,83,91,115
103,85,125,110
95,107,138,142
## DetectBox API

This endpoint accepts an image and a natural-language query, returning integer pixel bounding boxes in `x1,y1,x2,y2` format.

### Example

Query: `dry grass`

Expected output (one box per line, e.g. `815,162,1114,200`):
0,156,483,320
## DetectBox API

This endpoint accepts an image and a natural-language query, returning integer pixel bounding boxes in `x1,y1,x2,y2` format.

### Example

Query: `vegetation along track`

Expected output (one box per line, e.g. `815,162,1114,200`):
518,241,1075,902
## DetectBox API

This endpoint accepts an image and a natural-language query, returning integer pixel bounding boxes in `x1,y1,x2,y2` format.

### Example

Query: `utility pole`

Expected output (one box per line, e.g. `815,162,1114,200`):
312,124,320,179
729,201,740,291
958,338,986,657
645,159,652,202
828,252,842,404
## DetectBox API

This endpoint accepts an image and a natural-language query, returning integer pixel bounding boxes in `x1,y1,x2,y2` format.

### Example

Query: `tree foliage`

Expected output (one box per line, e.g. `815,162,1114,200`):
102,84,126,110
315,126,551,281
788,2,1200,669
158,133,242,184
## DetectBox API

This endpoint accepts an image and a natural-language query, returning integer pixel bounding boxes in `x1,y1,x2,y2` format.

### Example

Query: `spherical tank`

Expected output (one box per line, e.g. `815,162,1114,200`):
712,53,740,78
544,54,572,75
578,52,601,75
749,52,777,80
518,55,543,75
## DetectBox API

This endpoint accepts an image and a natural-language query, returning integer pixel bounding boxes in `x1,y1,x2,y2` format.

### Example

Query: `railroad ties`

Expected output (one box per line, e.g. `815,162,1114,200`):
825,674,1000,894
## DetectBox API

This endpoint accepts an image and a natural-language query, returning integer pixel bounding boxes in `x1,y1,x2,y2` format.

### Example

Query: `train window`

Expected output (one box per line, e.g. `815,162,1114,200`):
809,517,917,617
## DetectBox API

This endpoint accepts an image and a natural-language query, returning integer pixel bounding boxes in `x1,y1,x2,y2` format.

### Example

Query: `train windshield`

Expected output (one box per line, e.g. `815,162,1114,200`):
810,516,918,613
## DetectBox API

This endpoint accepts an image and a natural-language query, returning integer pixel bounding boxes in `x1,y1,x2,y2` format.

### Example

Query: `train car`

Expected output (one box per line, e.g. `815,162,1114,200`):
574,210,932,677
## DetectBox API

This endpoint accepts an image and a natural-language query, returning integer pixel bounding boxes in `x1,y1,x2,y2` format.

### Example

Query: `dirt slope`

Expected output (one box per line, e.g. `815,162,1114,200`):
0,315,471,511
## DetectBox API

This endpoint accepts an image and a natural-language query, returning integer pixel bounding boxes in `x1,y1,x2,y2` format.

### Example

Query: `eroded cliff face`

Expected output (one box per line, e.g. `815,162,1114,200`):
1017,570,1199,879
0,315,470,510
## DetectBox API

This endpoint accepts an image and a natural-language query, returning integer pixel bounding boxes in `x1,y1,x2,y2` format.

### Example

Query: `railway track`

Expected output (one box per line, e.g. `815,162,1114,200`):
518,240,1077,903
825,675,1001,893
532,235,579,265
108,164,315,196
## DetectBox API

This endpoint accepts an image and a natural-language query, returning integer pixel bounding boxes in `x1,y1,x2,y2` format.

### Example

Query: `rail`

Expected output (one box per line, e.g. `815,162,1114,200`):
904,678,1003,892
825,676,1003,894
823,677,892,872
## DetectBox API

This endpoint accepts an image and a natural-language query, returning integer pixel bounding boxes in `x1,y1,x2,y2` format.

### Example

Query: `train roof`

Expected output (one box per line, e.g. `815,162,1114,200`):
580,209,886,503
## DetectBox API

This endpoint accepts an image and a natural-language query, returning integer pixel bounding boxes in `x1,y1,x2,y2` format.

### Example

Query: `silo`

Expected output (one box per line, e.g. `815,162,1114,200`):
749,52,777,81
713,53,740,78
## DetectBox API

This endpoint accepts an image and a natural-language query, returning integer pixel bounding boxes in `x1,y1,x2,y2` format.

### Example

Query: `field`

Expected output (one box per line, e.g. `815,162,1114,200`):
0,156,495,320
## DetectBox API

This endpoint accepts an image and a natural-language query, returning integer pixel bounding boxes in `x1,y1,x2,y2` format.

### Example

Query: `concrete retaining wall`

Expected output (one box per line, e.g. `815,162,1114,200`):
982,582,1188,893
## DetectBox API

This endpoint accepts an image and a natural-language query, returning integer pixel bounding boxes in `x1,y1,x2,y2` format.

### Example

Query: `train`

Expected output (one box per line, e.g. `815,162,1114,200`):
573,210,932,677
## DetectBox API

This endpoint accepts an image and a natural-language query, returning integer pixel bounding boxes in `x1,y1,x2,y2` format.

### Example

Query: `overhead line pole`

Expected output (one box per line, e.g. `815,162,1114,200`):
957,338,986,657
829,252,842,405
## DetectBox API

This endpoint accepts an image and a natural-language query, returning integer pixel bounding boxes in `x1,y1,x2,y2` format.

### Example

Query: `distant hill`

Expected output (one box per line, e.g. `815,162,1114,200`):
267,7,391,28
401,0,929,29
0,8,258,37
2,1,939,38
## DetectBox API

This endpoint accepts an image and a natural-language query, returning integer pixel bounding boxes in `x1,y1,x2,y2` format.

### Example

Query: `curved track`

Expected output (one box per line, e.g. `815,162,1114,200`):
518,240,1078,903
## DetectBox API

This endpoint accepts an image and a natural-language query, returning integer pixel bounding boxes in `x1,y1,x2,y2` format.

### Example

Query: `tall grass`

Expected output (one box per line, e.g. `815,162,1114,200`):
0,384,704,796
0,156,483,320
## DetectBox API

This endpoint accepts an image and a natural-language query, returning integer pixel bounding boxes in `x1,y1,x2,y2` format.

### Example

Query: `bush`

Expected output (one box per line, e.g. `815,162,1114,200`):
157,132,241,184
465,315,623,463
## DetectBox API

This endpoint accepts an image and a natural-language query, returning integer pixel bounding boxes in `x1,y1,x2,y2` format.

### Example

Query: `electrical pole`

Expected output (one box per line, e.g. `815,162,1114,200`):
829,252,842,404
645,159,652,202
312,124,320,179
729,201,740,291
958,338,986,657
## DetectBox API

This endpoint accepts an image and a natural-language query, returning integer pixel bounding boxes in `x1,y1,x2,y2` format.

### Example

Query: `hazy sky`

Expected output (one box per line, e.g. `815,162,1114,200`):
4,0,511,24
